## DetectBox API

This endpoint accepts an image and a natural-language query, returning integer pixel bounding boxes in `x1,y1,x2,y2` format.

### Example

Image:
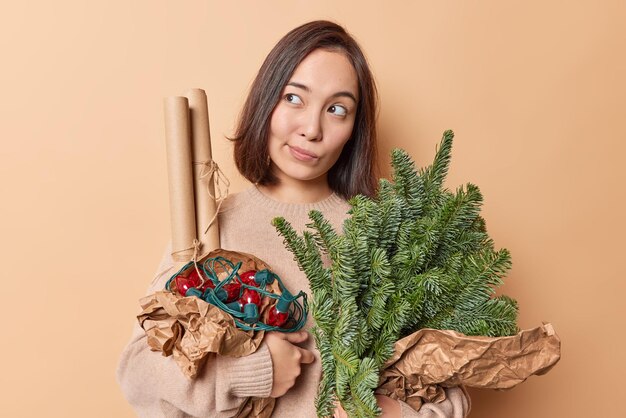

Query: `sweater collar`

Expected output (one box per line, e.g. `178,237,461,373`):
246,185,347,216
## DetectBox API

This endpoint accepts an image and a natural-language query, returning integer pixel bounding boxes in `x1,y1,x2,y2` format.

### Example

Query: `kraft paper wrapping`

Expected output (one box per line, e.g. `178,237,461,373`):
138,248,281,379
376,323,561,411
185,88,220,256
235,397,276,418
164,97,197,263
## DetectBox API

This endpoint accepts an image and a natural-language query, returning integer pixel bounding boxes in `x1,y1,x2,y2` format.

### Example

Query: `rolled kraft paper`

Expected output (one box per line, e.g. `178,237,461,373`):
185,88,220,255
164,96,197,263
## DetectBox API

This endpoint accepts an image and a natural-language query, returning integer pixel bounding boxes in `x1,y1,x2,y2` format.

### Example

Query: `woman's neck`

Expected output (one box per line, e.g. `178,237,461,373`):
257,176,333,204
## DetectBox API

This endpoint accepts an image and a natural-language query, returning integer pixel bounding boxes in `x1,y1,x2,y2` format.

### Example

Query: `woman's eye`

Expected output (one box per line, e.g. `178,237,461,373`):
285,93,303,104
328,105,348,117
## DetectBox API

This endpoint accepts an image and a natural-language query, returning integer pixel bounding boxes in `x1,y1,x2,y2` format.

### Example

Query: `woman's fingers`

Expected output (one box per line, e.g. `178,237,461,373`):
298,347,315,364
265,331,315,397
282,330,309,344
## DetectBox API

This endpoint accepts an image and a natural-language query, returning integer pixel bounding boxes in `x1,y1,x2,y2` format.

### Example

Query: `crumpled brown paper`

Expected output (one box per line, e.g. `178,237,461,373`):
138,249,282,378
235,397,276,418
376,323,561,411
138,249,282,417
138,289,265,378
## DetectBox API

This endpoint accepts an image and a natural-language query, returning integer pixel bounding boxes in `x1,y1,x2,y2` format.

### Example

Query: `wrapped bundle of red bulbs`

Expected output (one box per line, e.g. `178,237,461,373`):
165,255,308,332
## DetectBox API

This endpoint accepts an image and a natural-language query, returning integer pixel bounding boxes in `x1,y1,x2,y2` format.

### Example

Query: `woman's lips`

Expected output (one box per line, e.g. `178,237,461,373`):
288,145,318,162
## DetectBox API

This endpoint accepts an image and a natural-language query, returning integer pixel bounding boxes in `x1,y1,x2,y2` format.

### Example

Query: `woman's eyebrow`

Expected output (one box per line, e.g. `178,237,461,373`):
287,81,310,92
287,81,357,103
332,91,357,103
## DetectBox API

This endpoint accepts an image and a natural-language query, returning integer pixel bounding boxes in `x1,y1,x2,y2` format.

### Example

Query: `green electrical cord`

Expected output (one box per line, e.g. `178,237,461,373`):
165,256,308,333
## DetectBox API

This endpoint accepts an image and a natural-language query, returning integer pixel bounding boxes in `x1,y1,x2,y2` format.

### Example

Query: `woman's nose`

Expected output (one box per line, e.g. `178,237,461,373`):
298,109,322,141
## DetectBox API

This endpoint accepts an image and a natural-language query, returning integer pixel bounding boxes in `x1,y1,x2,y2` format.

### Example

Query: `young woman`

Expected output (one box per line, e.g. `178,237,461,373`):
117,20,470,418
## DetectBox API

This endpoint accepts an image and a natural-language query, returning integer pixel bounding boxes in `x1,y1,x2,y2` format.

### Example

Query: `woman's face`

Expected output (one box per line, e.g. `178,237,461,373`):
267,48,359,187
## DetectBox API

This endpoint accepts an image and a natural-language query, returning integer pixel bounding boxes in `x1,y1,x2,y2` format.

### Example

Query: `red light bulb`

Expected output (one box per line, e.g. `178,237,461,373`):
267,295,291,327
239,270,258,286
240,288,261,306
174,273,200,297
188,268,214,292
222,281,242,302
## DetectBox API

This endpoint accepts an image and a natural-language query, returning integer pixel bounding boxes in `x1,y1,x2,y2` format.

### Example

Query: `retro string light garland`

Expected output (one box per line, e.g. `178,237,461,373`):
165,256,308,332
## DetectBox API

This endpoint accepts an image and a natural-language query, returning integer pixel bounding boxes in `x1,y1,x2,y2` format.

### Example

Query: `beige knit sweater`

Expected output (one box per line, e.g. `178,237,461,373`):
117,186,470,417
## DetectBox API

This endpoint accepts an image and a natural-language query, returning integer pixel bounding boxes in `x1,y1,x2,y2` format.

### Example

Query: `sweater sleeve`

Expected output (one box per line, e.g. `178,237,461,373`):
399,387,471,418
116,245,273,418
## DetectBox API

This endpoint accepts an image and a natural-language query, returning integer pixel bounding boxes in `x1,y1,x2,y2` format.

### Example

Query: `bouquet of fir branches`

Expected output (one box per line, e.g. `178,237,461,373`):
273,130,527,417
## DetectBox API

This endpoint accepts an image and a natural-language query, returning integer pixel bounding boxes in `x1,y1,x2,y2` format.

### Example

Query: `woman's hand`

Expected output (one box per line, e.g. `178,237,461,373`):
333,395,401,418
265,331,315,398
375,395,402,417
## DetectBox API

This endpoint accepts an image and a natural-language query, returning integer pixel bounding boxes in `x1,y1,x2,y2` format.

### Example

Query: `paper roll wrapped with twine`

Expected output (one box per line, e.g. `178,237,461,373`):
163,89,224,265
185,88,221,257
163,96,197,263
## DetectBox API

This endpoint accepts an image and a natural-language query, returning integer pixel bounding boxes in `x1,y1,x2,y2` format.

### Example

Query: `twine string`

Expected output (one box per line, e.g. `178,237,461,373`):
190,238,207,288
156,160,229,288
194,159,230,235
150,244,198,287
169,239,207,288
171,238,202,261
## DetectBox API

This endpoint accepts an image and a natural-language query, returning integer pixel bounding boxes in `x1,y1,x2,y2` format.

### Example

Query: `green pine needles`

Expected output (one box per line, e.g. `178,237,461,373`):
272,130,519,417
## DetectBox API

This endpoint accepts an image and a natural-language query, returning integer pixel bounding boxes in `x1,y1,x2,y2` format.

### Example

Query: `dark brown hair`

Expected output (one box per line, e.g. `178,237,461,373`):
231,20,378,199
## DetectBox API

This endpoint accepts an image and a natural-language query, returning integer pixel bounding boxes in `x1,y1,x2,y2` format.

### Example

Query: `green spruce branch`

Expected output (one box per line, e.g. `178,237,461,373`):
272,130,519,417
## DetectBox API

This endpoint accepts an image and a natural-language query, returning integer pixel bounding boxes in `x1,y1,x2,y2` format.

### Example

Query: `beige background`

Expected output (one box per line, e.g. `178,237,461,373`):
1,1,624,417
